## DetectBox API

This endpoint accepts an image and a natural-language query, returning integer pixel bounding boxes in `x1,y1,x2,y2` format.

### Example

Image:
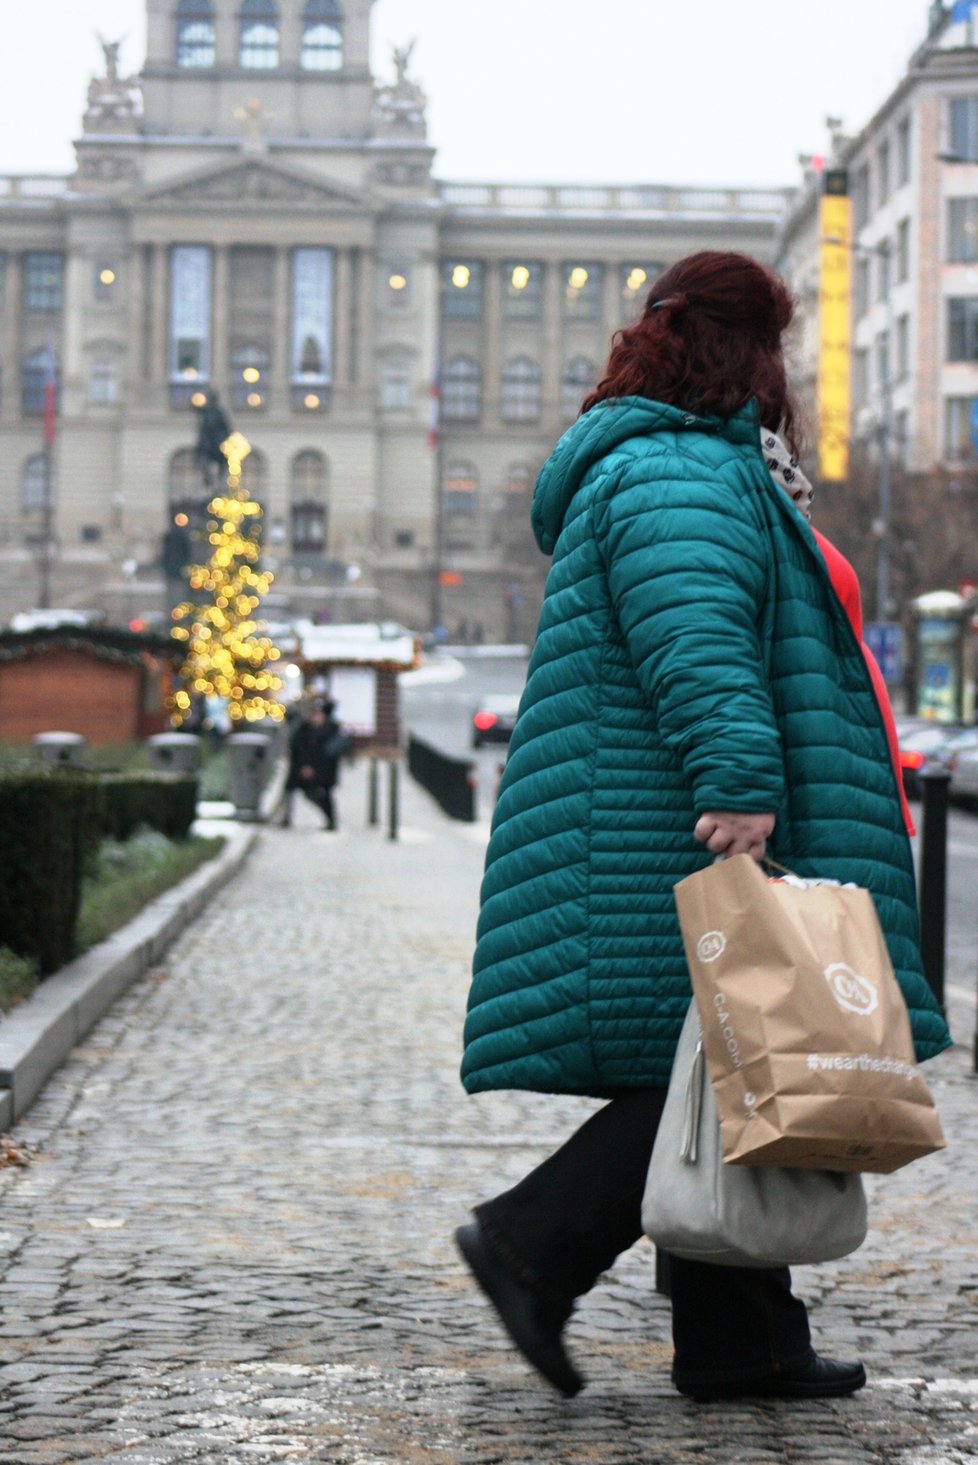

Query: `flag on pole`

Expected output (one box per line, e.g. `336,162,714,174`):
42,342,57,449
426,371,441,452
952,0,978,22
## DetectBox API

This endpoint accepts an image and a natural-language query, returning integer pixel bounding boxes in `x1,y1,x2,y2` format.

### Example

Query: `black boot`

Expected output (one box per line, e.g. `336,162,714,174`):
675,1351,867,1403
454,1221,583,1397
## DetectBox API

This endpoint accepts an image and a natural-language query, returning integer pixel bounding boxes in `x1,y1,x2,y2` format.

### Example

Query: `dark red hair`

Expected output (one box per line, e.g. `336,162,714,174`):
582,251,800,453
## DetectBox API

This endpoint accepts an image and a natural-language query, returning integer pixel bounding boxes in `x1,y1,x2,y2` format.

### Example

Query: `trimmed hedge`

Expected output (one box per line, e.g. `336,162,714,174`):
99,772,198,842
0,771,103,975
0,769,199,975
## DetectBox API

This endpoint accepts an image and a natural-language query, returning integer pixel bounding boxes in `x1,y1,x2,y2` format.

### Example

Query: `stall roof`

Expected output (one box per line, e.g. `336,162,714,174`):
294,621,420,671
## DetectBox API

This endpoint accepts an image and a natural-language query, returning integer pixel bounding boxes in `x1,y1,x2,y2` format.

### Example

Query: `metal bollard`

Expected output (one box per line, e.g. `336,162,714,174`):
918,765,950,1016
388,758,399,842
368,757,379,827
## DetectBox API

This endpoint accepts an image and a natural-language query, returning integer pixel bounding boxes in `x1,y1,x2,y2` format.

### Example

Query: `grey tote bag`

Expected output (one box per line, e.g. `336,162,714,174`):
642,1004,868,1268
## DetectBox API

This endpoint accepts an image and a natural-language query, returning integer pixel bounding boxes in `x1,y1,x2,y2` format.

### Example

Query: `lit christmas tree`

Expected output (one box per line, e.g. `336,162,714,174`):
170,431,285,727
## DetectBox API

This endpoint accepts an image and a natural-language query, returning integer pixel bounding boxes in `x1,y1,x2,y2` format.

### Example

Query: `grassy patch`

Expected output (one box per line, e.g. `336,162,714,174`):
75,829,225,953
0,948,39,1014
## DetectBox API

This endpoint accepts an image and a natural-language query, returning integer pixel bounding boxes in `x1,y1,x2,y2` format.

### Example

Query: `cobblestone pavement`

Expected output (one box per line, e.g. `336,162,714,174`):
0,765,976,1465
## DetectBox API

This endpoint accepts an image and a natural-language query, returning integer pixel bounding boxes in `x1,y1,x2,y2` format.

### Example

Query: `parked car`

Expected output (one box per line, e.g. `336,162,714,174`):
471,694,521,749
894,717,965,799
946,731,978,808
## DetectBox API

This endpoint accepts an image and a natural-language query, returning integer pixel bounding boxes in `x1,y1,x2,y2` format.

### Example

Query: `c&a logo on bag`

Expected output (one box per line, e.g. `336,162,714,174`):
696,930,726,963
823,962,878,1016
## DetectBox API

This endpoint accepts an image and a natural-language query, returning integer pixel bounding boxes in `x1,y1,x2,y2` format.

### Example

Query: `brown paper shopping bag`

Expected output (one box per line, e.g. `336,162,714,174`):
674,854,945,1174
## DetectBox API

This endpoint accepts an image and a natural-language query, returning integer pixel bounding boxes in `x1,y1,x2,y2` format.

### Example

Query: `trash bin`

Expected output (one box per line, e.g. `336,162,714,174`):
147,732,202,774
33,731,87,767
229,732,270,822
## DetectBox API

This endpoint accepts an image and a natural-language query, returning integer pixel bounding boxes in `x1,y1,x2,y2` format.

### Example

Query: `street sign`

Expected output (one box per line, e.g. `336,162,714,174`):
864,621,904,685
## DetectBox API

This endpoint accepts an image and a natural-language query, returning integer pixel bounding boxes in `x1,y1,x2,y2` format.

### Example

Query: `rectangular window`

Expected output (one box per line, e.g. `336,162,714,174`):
0,253,6,309
442,260,483,319
854,256,870,320
896,219,910,282
894,408,909,467
896,116,911,186
89,359,119,404
620,263,662,314
503,261,543,320
944,395,978,458
877,140,891,206
379,360,411,411
852,165,870,231
291,248,333,397
950,97,978,163
564,262,603,321
169,245,211,383
948,197,978,262
896,313,910,380
876,244,892,303
24,252,63,311
947,297,978,360
876,329,890,392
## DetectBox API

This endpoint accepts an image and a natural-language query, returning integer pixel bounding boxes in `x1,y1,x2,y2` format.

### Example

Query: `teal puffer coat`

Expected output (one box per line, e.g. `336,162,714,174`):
462,397,952,1096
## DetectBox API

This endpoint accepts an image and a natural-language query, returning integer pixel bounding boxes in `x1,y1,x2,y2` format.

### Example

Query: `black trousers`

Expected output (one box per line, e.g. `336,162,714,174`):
475,1089,813,1388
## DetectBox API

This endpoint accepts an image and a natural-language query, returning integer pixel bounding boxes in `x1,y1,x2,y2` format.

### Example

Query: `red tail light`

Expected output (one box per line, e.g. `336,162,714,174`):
899,750,926,770
474,712,498,731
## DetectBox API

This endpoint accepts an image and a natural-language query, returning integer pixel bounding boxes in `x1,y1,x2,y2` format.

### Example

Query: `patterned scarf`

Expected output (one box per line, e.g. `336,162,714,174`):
760,429,814,520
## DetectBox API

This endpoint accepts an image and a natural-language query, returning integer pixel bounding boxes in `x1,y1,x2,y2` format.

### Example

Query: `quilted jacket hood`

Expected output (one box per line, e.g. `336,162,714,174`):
531,396,761,554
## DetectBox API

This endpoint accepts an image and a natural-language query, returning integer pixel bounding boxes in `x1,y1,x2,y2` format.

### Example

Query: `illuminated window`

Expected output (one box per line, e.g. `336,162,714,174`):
503,261,542,319
231,344,269,408
291,450,329,553
169,246,211,406
94,263,118,302
443,460,478,517
501,357,541,423
620,263,661,312
301,0,343,70
24,252,63,311
176,0,215,67
561,356,597,419
384,265,411,308
563,261,603,321
442,355,481,421
442,260,483,319
240,0,279,69
291,247,332,410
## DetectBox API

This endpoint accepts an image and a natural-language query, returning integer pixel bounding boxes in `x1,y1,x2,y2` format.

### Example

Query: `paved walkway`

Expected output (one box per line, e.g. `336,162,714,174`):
0,764,976,1464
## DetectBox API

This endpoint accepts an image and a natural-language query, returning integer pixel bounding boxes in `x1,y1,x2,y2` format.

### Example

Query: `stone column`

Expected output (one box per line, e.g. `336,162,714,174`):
273,245,291,407
126,243,147,392
333,247,353,394
353,248,375,404
541,259,564,424
211,245,229,396
148,242,169,390
2,252,23,425
482,260,502,431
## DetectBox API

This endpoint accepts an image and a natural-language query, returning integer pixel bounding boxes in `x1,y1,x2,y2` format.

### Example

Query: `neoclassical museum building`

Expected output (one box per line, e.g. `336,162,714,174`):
0,0,789,637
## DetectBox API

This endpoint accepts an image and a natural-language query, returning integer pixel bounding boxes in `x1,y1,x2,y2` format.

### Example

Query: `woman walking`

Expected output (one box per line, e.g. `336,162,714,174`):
455,251,951,1402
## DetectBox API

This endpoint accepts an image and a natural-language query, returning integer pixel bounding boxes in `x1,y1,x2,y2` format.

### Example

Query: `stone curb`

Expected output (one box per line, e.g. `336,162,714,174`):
0,824,258,1129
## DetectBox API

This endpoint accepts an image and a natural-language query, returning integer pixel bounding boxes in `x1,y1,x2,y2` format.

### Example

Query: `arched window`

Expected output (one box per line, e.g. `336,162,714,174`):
22,348,57,416
505,462,533,496
290,450,329,554
442,460,478,518
231,343,270,410
501,357,542,423
561,356,597,420
240,0,280,69
301,0,343,70
89,358,119,405
22,455,49,513
442,355,481,422
176,0,216,67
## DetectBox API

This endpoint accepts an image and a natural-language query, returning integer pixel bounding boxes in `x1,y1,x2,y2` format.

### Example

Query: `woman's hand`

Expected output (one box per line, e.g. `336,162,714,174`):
694,810,775,862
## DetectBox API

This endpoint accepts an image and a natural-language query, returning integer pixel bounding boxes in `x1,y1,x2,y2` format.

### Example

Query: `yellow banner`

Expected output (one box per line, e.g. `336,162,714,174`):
817,193,852,483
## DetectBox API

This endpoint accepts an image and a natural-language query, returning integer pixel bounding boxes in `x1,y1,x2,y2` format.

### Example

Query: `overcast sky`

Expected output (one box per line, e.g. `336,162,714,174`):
3,0,937,186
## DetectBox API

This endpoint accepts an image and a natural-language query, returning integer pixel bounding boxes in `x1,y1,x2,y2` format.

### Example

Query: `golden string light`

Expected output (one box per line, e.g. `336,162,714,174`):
168,431,285,727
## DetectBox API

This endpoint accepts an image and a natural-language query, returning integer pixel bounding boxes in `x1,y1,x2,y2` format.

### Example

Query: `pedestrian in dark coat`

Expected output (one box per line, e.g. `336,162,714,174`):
454,251,951,1405
283,701,346,829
